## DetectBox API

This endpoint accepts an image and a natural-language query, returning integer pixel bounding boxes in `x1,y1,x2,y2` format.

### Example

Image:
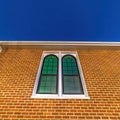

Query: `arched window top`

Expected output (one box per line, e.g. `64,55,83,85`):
62,55,76,61
62,55,79,75
44,55,58,63
42,55,58,75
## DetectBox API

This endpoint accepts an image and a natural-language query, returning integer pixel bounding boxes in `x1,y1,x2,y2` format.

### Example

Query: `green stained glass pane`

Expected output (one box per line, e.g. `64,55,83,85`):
42,67,46,70
50,88,56,93
42,55,58,75
46,82,51,86
72,62,76,66
38,87,45,93
62,55,83,94
73,70,78,74
42,70,47,74
63,76,83,94
41,82,46,86
62,55,79,75
38,75,57,94
38,86,56,94
45,87,51,92
37,55,58,94
73,67,77,71
47,71,51,74
64,87,70,93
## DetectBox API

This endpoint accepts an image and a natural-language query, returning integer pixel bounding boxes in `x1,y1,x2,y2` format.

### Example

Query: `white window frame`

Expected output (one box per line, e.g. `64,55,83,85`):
31,51,90,99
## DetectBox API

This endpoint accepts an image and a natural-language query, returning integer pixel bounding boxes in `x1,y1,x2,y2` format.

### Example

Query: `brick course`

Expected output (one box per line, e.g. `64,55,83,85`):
0,48,120,119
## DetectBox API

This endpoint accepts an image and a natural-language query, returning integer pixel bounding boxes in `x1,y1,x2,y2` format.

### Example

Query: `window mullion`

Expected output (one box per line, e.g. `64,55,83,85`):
58,52,62,97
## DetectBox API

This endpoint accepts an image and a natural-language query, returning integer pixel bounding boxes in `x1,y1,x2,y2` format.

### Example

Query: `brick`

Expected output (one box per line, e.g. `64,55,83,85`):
0,48,120,119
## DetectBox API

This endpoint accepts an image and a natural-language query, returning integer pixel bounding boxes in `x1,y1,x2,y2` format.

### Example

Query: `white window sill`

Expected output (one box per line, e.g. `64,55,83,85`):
31,94,90,99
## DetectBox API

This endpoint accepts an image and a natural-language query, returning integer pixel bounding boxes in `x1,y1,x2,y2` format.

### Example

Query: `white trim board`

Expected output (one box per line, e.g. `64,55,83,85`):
0,41,120,46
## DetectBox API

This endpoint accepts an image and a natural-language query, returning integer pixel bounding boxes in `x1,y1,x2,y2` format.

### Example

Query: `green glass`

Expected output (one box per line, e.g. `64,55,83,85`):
38,55,58,94
62,56,79,75
38,75,57,94
62,55,83,94
63,76,83,94
42,55,58,75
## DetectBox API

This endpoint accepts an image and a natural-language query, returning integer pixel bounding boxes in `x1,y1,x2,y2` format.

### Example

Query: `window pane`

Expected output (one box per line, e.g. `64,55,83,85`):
63,56,78,75
63,76,83,94
38,75,57,94
37,55,58,94
42,55,58,75
62,55,84,94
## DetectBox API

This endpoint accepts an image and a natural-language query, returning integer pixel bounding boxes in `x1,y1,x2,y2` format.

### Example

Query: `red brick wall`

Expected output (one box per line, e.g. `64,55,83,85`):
0,48,120,119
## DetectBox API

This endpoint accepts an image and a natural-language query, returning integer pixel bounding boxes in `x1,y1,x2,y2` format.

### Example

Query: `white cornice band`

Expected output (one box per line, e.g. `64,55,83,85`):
0,41,120,46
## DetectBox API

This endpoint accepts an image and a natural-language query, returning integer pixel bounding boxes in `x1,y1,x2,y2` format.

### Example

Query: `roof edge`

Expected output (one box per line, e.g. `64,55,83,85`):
0,41,120,46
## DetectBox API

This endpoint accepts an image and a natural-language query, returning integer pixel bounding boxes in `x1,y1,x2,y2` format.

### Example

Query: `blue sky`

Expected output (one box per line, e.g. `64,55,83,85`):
0,0,120,41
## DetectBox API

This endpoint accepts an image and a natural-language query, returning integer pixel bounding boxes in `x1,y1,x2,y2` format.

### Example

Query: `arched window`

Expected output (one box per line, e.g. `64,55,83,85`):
32,51,89,99
62,55,84,94
37,55,58,94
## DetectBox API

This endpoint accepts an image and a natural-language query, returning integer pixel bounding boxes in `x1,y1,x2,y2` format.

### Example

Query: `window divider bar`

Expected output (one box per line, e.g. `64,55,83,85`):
58,52,62,97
